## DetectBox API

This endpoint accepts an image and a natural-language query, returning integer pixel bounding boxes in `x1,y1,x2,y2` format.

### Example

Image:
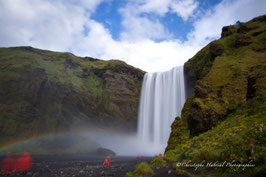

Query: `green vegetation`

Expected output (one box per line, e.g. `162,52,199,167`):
129,15,266,177
165,15,266,177
175,168,196,177
126,155,168,177
0,46,144,149
126,162,155,177
150,155,167,168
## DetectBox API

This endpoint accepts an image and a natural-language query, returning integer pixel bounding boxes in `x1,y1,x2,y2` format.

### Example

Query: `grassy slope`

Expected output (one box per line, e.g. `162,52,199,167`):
164,15,266,177
0,47,144,148
127,15,266,177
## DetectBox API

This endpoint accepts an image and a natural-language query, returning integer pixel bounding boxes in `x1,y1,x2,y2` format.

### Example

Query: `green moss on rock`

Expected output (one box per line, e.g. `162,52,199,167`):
150,155,167,168
126,162,155,177
183,15,266,136
165,15,266,177
0,46,145,147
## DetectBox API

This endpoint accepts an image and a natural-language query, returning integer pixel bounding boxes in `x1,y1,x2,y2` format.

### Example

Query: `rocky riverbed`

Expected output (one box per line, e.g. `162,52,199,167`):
0,155,153,177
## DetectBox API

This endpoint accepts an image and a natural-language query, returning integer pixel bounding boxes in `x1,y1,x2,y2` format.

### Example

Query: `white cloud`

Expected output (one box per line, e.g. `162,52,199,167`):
72,0,106,12
170,0,199,21
187,0,266,47
119,5,172,41
72,19,117,57
117,0,198,41
130,0,198,20
0,0,265,72
116,40,199,72
137,0,172,16
0,0,88,51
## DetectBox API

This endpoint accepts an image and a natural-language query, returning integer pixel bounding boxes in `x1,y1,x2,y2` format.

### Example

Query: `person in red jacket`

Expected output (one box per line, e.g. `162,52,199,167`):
16,152,31,172
0,153,16,175
1,152,32,175
103,154,114,168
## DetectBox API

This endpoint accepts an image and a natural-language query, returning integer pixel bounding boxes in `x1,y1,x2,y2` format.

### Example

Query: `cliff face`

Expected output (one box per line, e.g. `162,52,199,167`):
183,15,266,136
165,15,266,176
0,47,144,145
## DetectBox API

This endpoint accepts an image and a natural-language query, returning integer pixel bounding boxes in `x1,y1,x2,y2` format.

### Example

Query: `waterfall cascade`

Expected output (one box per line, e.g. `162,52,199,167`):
137,66,186,153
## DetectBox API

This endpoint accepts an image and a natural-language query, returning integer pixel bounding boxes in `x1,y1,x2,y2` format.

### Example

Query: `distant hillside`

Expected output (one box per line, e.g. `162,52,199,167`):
0,47,144,146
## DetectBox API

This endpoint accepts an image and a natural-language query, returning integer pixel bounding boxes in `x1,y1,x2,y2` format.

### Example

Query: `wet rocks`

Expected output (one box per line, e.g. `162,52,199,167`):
1,156,153,177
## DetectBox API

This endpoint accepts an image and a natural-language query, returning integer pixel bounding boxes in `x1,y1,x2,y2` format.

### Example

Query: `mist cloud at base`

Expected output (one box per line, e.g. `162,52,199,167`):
0,129,163,157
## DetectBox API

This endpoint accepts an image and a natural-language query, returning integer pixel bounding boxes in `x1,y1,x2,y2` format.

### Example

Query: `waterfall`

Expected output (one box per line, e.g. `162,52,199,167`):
137,66,186,153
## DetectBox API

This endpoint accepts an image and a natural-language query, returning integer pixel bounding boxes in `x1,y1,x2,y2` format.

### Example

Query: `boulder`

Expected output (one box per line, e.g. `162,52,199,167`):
96,147,116,156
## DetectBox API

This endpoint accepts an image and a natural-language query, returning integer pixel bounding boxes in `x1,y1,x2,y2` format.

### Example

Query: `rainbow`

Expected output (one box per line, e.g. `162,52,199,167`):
0,129,111,155
0,132,83,153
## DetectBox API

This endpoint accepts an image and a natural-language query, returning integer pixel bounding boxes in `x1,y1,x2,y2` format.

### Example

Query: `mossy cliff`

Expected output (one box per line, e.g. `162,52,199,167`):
163,15,266,177
0,47,144,146
183,15,266,136
126,15,266,177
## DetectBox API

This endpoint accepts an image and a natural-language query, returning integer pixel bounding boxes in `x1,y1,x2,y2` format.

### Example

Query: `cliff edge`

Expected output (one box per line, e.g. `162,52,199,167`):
164,15,266,177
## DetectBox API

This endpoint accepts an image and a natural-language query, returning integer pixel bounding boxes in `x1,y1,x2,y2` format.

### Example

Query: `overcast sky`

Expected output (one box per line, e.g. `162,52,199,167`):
0,0,265,72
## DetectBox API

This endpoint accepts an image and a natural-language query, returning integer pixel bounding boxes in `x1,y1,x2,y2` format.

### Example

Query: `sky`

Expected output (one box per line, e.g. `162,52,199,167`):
0,0,265,72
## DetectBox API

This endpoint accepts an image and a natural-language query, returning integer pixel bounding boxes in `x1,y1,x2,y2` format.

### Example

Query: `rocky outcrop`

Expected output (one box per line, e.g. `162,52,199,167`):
0,47,145,146
164,15,266,177
221,26,235,38
235,33,252,48
96,147,116,156
209,42,224,60
182,15,266,136
168,14,266,146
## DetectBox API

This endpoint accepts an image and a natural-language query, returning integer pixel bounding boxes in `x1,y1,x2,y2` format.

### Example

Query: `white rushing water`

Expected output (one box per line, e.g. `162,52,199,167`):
137,66,186,154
